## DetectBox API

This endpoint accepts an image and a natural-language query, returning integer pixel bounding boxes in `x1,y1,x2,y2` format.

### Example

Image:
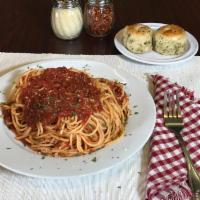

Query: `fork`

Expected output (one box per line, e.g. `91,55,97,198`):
164,91,200,200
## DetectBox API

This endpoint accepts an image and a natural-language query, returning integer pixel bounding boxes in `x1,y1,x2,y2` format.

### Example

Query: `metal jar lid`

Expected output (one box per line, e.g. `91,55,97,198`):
52,0,80,9
87,0,112,6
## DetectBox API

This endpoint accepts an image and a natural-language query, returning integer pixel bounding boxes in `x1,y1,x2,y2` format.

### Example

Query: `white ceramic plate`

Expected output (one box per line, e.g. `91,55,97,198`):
114,23,199,65
0,59,156,178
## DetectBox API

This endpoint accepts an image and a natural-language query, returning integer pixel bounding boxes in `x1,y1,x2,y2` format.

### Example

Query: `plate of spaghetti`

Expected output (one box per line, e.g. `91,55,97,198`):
0,59,156,178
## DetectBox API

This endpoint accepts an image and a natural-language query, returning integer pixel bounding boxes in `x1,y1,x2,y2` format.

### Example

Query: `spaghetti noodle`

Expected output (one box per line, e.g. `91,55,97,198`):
1,67,129,157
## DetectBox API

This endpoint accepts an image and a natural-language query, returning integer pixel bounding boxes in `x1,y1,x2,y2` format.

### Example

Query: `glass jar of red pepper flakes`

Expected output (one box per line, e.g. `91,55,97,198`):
83,0,114,37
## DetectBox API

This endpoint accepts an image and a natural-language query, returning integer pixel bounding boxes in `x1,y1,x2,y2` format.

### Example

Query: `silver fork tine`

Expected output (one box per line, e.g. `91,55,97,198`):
164,92,168,118
168,91,178,118
172,92,177,118
168,92,173,118
176,91,182,118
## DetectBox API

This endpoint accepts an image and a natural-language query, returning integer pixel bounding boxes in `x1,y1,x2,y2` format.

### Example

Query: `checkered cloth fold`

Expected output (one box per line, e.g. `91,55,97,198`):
146,75,200,200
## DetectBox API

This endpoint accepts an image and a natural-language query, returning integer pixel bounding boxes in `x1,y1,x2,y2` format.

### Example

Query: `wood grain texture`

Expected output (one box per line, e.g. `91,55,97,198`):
0,0,199,55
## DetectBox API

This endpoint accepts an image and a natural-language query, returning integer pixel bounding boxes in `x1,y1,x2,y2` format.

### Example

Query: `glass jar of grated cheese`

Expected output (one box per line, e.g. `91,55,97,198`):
51,0,83,40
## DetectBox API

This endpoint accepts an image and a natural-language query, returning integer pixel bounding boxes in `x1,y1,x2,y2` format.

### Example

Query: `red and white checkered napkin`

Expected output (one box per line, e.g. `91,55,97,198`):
146,75,200,200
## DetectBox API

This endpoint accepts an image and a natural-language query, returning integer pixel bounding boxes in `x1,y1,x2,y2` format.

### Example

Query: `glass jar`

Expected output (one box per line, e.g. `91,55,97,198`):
83,0,114,37
51,0,83,40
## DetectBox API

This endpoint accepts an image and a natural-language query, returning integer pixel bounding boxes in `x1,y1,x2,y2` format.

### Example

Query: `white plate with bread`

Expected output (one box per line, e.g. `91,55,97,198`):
114,23,199,65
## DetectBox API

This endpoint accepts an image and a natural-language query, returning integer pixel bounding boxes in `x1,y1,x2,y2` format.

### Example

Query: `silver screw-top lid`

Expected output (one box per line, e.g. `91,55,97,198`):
88,0,112,5
53,0,80,9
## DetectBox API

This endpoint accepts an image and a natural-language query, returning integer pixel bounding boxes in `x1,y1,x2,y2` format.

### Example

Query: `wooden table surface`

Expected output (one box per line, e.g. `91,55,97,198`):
1,0,200,55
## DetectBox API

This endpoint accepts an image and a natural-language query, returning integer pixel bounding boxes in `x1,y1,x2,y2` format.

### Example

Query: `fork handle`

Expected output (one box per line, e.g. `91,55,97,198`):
192,192,200,200
174,130,200,195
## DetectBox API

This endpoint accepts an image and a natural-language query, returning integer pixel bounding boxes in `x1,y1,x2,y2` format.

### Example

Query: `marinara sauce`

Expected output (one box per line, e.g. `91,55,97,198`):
98,78,127,105
20,67,103,127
